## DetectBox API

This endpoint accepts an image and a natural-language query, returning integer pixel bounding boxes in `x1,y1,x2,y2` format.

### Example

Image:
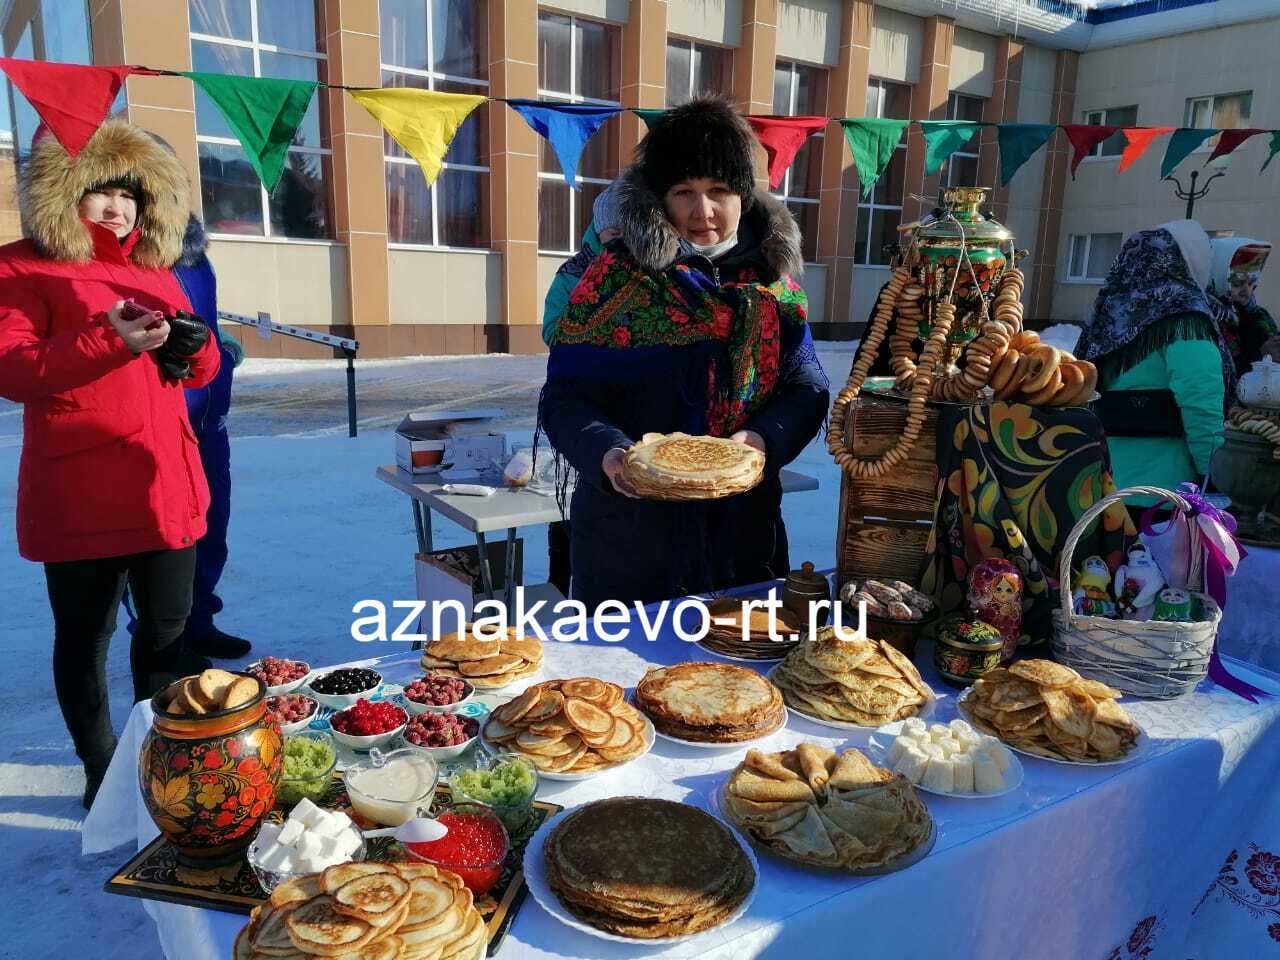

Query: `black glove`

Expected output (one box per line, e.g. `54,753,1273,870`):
153,310,210,381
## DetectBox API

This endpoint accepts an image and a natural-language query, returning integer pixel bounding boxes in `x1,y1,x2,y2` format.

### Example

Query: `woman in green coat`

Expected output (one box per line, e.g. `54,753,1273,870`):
1077,220,1235,495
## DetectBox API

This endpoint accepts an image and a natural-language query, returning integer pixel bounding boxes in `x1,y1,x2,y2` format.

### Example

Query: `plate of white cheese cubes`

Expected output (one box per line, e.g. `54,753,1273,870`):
247,797,366,890
869,717,1024,799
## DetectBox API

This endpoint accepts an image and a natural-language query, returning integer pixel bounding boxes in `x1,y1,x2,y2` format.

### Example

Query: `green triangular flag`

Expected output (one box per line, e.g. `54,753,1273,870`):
1261,131,1280,173
919,121,983,176
183,71,318,191
840,118,909,198
1160,128,1217,179
633,108,666,130
997,123,1056,185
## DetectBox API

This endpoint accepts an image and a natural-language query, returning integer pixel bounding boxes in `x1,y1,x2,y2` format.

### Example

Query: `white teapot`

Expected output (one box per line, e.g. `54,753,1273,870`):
1238,357,1280,408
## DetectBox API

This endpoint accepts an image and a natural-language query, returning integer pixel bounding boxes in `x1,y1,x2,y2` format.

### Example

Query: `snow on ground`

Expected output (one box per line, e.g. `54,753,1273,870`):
0,345,854,957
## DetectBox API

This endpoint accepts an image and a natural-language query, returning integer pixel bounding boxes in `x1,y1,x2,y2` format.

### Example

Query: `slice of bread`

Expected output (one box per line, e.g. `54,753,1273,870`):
332,872,412,926
222,675,260,710
194,668,238,708
173,681,207,716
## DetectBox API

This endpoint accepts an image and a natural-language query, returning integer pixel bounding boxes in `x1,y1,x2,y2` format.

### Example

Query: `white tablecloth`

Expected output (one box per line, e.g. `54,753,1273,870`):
84,610,1280,960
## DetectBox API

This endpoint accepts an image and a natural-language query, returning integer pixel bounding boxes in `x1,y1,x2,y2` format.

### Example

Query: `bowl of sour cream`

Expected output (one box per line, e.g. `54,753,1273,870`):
343,747,439,827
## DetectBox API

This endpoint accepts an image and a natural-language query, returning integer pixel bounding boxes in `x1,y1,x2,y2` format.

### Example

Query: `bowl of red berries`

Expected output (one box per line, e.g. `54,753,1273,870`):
403,673,475,716
246,656,312,696
329,698,408,751
399,711,481,761
265,692,320,735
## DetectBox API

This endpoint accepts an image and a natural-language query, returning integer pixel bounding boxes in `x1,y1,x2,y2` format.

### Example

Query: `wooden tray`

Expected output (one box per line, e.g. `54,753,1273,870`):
105,778,560,957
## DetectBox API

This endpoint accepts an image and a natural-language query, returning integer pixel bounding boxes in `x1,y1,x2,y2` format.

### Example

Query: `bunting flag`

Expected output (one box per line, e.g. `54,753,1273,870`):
349,88,485,186
997,123,1056,185
1118,126,1173,173
1262,131,1280,173
1061,124,1118,177
747,115,829,188
507,100,623,189
919,120,983,176
633,108,666,130
1207,127,1266,165
184,72,318,191
0,59,139,156
1161,128,1217,178
840,118,909,198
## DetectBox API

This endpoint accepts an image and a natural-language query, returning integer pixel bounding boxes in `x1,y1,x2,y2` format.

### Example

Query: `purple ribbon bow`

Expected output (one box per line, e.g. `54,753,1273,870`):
1143,483,1267,702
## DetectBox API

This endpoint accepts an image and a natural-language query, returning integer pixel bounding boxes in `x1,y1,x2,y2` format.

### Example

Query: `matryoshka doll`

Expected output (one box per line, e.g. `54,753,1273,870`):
966,558,1023,662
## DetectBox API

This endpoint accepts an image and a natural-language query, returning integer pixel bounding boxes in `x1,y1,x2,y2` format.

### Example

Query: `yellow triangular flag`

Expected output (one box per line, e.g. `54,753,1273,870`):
349,88,485,185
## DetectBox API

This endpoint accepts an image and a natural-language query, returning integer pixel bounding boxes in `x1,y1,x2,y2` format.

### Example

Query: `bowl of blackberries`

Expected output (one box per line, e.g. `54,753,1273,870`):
306,667,382,710
265,693,320,735
329,698,409,751
246,656,312,696
403,673,475,716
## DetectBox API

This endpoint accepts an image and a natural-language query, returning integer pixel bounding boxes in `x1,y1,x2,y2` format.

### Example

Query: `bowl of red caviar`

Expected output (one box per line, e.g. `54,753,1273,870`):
402,801,510,896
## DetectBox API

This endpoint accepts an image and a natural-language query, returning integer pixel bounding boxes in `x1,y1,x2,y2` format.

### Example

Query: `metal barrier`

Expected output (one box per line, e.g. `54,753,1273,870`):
218,311,361,437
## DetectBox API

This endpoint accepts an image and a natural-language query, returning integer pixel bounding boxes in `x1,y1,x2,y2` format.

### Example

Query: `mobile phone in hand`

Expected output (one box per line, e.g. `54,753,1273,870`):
121,299,164,330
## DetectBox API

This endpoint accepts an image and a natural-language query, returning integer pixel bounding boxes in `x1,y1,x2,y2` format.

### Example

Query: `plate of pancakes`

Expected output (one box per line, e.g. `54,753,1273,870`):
621,432,765,501
525,797,758,943
233,861,485,960
634,662,787,749
956,660,1147,766
767,630,937,730
419,626,543,691
480,678,654,780
696,596,807,662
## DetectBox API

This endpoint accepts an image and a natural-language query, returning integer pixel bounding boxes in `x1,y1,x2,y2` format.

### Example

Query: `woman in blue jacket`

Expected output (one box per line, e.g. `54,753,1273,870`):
538,98,828,608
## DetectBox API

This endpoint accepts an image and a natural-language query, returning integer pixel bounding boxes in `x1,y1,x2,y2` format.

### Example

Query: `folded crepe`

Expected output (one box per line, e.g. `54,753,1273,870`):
744,749,802,783
828,749,886,790
796,743,832,793
775,805,838,861
730,767,816,803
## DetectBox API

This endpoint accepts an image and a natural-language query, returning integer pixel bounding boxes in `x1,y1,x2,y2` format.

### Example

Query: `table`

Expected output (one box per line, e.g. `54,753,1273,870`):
1218,544,1280,674
375,465,820,607
83,588,1280,960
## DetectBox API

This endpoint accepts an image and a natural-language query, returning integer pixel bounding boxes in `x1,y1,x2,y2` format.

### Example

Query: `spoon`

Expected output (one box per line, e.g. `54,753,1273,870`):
363,817,448,842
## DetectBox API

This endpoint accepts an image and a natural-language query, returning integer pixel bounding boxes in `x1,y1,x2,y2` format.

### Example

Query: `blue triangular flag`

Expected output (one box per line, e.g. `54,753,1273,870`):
506,99,623,189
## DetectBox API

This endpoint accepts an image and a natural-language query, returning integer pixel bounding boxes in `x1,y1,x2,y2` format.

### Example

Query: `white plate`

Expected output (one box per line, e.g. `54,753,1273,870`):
522,807,759,945
694,640,795,664
955,688,1150,767
479,714,656,781
766,664,936,730
629,691,786,751
866,722,1025,799
713,784,937,876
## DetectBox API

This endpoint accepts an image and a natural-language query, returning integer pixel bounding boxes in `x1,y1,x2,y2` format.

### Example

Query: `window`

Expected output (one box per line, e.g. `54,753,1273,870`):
1185,91,1253,153
942,92,984,188
665,39,732,106
772,60,827,263
380,0,489,248
189,0,331,239
3,1,96,158
856,78,910,266
1082,106,1137,159
1066,233,1121,282
537,12,620,254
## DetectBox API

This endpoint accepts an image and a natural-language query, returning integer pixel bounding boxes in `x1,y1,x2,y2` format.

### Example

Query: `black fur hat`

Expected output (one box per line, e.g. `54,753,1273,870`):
636,96,757,203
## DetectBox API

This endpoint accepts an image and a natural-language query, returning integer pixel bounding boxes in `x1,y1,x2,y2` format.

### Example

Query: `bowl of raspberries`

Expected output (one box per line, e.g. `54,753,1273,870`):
329,698,408,751
265,693,319,735
403,673,474,716
246,656,312,696
399,712,481,761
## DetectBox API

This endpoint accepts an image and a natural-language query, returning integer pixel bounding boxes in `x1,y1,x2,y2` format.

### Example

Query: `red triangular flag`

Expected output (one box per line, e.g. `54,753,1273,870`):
0,58,139,156
1061,124,1118,177
747,115,830,189
1207,127,1266,165
1118,127,1173,173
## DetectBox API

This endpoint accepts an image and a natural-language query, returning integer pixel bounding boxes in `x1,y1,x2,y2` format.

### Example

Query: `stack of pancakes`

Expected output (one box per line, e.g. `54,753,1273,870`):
635,662,785,743
959,660,1141,763
771,629,933,726
698,597,805,661
234,861,485,960
544,798,755,939
420,625,542,689
723,744,933,871
484,678,650,774
621,433,764,501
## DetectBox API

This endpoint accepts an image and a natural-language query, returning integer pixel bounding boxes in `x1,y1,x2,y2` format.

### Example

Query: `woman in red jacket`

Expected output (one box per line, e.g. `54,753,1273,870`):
0,120,220,807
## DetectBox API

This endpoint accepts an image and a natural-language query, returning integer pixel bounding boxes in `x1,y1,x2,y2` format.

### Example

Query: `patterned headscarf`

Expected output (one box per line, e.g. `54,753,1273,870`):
1077,225,1237,399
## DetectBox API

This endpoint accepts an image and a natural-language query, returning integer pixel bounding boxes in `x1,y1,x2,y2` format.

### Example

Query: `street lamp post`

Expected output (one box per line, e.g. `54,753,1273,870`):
1163,167,1227,219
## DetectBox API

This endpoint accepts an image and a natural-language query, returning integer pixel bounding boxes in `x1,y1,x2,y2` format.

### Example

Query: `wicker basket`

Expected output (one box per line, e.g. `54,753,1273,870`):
1050,485,1222,699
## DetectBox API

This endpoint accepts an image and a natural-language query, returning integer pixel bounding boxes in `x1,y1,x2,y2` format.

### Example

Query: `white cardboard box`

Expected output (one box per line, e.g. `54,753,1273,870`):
394,407,508,475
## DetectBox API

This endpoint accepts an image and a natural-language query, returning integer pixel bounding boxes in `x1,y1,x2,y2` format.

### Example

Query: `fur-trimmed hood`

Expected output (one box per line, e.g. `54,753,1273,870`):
20,119,191,268
615,166,804,279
